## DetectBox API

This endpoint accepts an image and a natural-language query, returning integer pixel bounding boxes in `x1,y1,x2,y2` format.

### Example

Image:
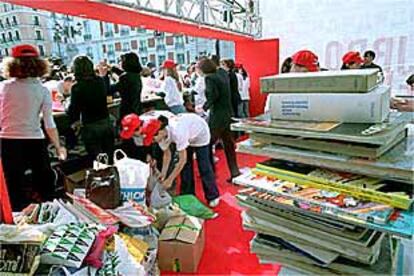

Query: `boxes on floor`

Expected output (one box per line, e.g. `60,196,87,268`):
267,85,391,123
261,69,381,93
158,216,205,273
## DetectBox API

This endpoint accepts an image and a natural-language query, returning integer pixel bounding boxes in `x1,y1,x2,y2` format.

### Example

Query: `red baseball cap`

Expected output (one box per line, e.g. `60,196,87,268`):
11,44,39,58
140,119,162,146
120,113,142,140
235,63,242,69
342,51,364,65
291,50,319,72
162,60,177,69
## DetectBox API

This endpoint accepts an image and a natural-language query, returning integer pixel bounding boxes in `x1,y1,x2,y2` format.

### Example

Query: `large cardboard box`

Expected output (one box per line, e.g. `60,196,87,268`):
261,69,380,93
268,85,390,123
158,216,205,273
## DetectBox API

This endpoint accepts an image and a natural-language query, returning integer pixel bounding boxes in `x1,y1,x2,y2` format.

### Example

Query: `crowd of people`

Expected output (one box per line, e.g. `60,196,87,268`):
0,44,251,211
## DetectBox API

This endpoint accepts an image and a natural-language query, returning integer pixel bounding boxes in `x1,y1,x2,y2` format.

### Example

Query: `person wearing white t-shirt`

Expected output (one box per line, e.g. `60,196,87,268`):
236,65,250,118
140,113,220,207
161,60,186,114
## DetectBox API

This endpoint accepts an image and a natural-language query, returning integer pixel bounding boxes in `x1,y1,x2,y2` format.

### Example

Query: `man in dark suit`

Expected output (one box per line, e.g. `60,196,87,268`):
200,57,241,182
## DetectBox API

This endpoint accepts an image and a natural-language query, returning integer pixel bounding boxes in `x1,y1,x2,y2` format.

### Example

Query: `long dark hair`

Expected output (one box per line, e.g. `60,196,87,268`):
240,67,248,80
281,57,292,73
72,55,96,80
121,52,142,73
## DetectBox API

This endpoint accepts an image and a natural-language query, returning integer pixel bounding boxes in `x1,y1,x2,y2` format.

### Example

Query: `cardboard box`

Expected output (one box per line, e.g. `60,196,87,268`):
268,85,390,123
64,170,87,194
158,216,205,273
261,69,380,93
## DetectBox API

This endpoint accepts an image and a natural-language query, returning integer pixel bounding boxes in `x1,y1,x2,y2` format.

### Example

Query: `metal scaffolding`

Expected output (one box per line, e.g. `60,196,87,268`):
98,0,262,38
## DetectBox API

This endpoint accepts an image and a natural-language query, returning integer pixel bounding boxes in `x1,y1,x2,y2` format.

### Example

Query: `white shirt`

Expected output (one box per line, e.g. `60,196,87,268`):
162,76,184,107
236,73,244,97
193,75,206,108
241,77,250,100
0,78,56,139
158,113,211,151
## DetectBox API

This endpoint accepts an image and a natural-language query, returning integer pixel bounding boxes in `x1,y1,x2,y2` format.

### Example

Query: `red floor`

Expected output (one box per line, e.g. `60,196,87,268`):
163,150,281,275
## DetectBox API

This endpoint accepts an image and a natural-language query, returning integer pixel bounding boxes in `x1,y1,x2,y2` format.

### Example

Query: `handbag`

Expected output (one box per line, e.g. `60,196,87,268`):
86,154,121,209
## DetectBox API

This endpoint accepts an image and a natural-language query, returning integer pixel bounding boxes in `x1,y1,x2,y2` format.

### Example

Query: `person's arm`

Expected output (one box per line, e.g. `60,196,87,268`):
67,84,81,124
160,147,172,180
162,149,187,189
42,88,67,160
203,75,219,111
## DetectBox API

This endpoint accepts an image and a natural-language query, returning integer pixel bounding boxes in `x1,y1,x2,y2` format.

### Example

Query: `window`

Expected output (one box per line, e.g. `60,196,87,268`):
3,4,9,12
168,52,174,60
87,47,93,59
114,24,119,33
130,26,135,31
158,55,166,66
115,42,122,51
1,33,6,43
7,32,12,42
149,54,156,63
177,53,185,65
0,20,3,28
34,16,40,26
108,44,115,54
35,30,42,40
166,36,174,45
5,18,10,27
141,56,148,65
148,38,155,48
102,44,107,53
123,42,130,52
14,30,20,41
131,40,138,50
38,45,44,56
12,16,17,25
5,48,9,56
83,20,91,33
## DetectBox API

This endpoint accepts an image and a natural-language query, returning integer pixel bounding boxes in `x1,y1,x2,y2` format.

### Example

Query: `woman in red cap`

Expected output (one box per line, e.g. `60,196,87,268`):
290,50,320,73
161,60,186,114
341,51,364,70
0,44,67,211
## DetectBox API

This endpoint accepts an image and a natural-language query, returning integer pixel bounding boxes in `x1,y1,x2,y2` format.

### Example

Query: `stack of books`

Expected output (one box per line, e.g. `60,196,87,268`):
231,69,414,274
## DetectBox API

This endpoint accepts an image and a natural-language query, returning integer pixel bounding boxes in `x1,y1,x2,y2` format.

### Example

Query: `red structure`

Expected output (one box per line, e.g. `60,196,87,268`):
3,0,279,115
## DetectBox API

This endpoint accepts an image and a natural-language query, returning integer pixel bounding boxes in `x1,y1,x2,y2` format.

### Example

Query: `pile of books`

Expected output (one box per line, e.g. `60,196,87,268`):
232,69,413,274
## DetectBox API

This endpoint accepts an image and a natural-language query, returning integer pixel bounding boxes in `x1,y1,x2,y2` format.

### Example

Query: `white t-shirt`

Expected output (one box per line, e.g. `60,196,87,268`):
193,75,206,108
158,113,211,151
241,77,250,100
162,76,184,107
236,73,244,97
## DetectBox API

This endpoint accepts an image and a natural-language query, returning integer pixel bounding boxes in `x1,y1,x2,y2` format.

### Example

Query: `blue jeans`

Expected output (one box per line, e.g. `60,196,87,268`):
181,145,220,202
169,105,186,114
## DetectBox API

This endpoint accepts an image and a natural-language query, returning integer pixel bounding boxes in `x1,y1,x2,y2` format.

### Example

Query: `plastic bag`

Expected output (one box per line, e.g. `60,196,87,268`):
173,195,217,219
113,150,150,205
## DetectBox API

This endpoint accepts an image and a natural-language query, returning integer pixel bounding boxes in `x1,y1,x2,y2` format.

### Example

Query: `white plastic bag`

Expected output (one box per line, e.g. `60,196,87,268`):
113,150,150,205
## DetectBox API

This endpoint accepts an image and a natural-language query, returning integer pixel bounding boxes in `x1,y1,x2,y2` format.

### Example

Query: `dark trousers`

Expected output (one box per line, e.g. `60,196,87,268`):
82,118,114,163
181,145,219,201
210,127,240,178
1,138,56,211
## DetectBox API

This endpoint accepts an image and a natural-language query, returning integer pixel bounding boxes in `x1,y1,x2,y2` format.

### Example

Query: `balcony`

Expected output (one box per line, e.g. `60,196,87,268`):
104,31,114,38
83,34,92,41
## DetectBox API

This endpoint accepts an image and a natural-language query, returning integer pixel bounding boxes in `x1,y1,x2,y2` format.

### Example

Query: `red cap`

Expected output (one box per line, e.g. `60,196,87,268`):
11,44,39,58
342,51,364,65
162,60,177,69
140,119,162,146
235,63,242,69
120,113,142,140
291,50,319,72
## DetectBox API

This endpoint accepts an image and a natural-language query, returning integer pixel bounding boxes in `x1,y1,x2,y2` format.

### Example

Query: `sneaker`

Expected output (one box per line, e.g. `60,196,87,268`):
209,198,220,208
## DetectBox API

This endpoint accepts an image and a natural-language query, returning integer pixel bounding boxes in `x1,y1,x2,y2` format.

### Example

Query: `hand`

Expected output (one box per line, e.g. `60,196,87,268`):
162,177,174,189
158,172,167,182
56,146,67,161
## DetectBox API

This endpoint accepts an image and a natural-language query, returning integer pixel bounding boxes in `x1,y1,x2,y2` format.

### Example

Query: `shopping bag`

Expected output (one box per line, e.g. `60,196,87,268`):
86,154,121,210
113,150,150,205
173,195,217,219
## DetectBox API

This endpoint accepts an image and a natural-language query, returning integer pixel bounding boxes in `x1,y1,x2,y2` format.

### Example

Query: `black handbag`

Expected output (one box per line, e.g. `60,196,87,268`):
85,154,121,209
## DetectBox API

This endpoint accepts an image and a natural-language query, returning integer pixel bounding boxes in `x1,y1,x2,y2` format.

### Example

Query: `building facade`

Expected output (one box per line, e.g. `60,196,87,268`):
0,2,53,60
0,2,234,66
